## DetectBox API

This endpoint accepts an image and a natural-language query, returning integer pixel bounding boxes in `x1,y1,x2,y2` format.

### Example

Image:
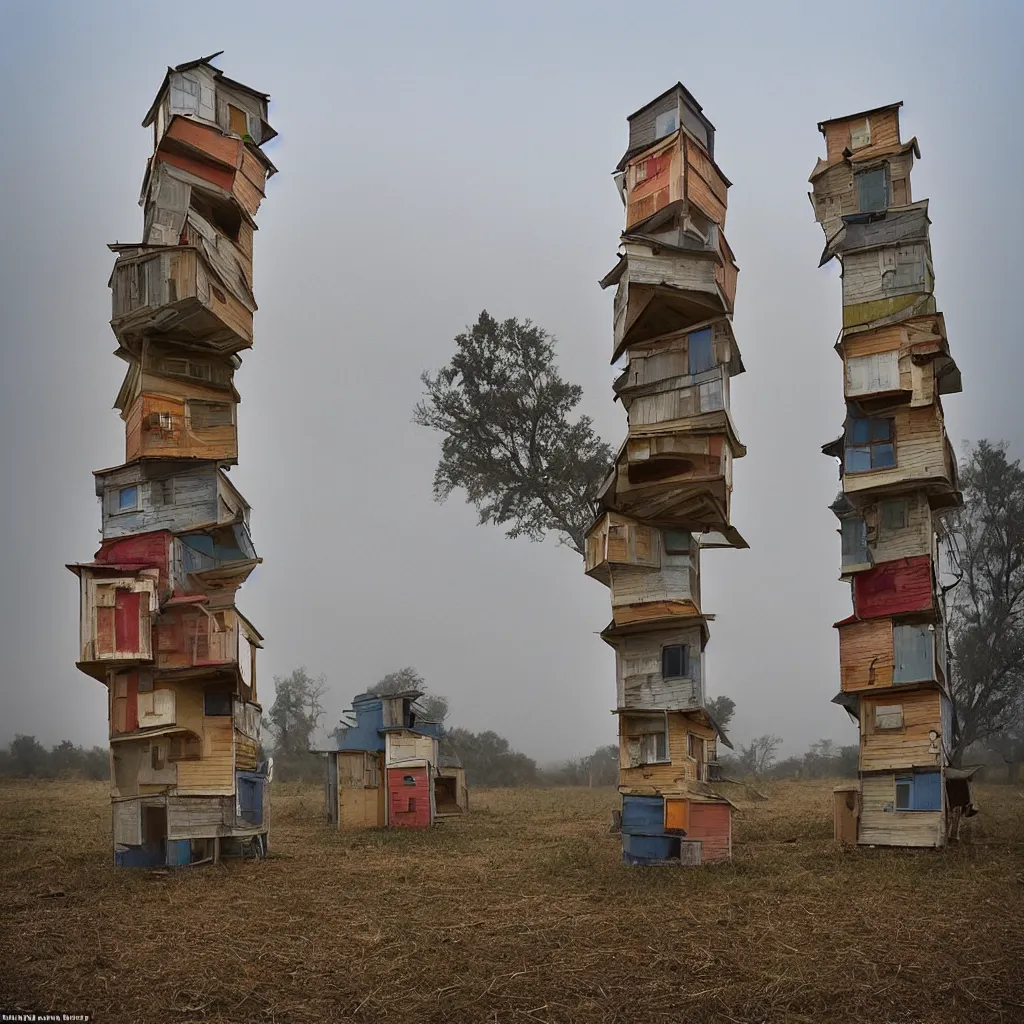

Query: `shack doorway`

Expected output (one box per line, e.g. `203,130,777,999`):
434,775,460,814
143,805,167,860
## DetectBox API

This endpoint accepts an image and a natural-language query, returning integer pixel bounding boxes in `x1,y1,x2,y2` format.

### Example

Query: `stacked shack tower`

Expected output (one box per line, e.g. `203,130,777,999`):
810,103,968,847
69,54,277,867
586,84,743,866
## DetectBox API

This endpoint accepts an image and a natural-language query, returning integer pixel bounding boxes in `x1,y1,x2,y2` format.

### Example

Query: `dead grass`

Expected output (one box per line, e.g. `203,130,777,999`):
1,778,1023,1023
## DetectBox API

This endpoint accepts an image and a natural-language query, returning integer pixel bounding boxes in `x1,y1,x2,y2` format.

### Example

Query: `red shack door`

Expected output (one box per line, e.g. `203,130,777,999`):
387,767,431,828
114,590,141,653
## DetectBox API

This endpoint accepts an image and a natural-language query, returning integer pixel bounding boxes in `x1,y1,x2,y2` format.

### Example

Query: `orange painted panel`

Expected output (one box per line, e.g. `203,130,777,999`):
165,117,242,170
665,798,689,832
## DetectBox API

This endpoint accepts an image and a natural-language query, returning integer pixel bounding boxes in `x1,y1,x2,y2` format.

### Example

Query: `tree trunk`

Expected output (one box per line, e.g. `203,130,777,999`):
1008,761,1021,784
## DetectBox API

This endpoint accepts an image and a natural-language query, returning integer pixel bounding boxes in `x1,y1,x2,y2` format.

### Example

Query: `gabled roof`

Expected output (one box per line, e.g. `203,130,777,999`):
818,101,903,134
142,52,271,128
626,81,710,125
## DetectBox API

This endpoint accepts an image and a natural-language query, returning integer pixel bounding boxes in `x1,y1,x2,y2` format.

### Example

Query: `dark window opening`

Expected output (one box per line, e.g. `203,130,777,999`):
204,691,233,716
189,190,242,242
628,457,694,485
856,166,889,213
688,328,715,374
662,644,689,679
663,530,692,555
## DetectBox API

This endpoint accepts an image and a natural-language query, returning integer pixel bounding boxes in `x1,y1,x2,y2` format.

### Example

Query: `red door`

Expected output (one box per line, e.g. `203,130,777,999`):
387,767,431,828
125,673,139,732
114,591,141,653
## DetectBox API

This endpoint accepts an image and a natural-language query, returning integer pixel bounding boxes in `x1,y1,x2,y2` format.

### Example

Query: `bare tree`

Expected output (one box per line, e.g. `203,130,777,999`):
738,735,782,776
948,441,1024,763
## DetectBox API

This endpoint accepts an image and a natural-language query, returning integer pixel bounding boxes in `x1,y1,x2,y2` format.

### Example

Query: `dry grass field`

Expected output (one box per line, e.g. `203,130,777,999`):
1,778,1023,1024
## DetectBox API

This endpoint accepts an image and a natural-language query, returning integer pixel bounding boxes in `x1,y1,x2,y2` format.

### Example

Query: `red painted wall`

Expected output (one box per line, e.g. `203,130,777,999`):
97,532,170,592
125,672,139,732
155,151,236,194
165,116,242,170
114,591,141,655
387,767,431,829
853,555,933,620
688,802,731,862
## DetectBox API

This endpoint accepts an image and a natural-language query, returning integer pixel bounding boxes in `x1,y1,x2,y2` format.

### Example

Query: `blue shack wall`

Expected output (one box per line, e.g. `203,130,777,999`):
336,698,385,752
101,466,221,540
621,794,665,836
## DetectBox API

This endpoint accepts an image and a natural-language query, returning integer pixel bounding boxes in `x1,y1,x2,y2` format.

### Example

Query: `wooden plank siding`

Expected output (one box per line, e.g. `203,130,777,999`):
176,715,235,795
612,626,704,710
852,555,935,619
122,390,237,463
687,802,732,862
859,691,943,772
838,618,894,692
822,108,902,164
98,465,245,541
859,773,944,847
618,713,713,789
842,404,956,499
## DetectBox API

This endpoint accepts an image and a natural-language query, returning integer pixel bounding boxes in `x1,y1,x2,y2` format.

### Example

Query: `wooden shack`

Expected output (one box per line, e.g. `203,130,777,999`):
322,690,453,830
812,102,970,847
590,85,744,867
71,53,276,867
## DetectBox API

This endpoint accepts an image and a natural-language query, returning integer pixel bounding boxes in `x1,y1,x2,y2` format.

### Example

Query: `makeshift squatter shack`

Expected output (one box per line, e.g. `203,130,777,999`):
321,691,462,829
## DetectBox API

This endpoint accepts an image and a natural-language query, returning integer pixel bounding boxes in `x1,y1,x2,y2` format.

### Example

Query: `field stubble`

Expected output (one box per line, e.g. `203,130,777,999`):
1,778,1022,1023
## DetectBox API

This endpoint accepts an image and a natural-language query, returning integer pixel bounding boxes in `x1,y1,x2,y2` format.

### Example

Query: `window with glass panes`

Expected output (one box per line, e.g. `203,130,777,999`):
845,417,895,473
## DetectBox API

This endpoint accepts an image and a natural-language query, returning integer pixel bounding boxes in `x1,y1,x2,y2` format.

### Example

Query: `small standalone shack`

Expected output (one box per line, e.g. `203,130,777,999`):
322,690,447,829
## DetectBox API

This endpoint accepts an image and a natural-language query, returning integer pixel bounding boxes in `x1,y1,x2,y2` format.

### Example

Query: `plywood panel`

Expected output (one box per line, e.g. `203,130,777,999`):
859,774,943,847
838,618,894,692
687,802,731,862
175,716,234,795
860,691,943,771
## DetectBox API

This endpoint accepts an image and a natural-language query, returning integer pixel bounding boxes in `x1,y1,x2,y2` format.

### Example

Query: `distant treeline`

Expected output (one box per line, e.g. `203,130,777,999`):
0,736,108,780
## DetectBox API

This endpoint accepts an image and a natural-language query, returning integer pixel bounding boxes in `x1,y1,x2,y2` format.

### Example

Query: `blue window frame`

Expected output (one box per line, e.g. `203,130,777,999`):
894,772,941,811
845,418,895,473
118,486,138,511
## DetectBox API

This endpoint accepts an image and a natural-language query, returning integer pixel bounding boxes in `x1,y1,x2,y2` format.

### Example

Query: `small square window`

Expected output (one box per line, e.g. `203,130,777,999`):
403,775,416,786
880,500,908,531
850,119,871,149
663,530,691,556
662,645,688,679
118,486,138,511
638,728,668,764
654,109,678,140
875,704,904,730
203,691,233,716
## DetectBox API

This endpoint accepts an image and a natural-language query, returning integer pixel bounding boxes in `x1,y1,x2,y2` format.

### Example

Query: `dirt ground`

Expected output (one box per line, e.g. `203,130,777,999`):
1,778,1022,1024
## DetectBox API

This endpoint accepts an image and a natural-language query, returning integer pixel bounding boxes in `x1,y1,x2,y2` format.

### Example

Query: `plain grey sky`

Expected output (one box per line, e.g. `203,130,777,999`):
1,0,1021,762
